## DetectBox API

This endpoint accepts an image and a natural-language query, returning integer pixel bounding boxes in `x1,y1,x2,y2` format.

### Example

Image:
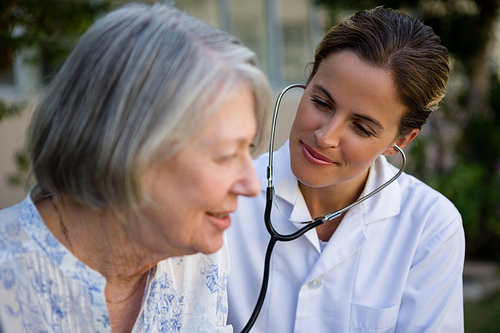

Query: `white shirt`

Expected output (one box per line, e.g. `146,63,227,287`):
0,191,232,333
227,142,464,333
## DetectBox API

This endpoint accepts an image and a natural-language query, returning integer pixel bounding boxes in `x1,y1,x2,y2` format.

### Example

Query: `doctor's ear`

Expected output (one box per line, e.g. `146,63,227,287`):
382,129,419,156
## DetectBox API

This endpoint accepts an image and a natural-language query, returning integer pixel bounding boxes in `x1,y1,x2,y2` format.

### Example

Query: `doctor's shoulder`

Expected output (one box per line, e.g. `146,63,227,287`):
398,171,463,238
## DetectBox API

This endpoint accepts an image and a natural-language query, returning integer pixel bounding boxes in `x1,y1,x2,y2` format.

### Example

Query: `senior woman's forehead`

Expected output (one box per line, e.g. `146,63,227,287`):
188,86,257,149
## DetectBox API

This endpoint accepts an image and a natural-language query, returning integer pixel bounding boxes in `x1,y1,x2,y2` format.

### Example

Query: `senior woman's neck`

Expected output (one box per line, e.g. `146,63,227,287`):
36,195,162,282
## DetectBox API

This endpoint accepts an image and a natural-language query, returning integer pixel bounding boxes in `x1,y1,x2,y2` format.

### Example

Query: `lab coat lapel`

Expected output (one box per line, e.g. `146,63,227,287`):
361,156,401,225
305,205,367,282
288,191,319,247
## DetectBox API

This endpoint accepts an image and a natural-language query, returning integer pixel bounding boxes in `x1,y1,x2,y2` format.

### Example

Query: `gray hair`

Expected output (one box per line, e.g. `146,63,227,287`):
28,2,270,215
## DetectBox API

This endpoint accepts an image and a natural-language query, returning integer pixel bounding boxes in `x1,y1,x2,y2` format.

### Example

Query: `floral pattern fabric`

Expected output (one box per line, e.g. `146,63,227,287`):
0,193,232,332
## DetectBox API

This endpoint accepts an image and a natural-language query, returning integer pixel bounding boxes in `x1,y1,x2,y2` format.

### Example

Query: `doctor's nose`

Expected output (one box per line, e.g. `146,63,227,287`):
315,118,342,148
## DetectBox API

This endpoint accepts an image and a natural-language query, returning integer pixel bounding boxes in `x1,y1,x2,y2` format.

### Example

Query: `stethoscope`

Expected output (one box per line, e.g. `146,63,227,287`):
240,84,407,333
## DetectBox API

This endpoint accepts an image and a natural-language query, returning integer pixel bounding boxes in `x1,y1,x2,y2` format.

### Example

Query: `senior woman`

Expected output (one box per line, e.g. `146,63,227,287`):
0,3,270,332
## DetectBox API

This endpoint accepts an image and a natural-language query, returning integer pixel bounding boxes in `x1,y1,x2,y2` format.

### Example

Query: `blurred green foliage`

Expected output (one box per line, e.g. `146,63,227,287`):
430,73,500,258
7,150,33,189
1,0,111,75
465,289,500,332
0,99,25,122
1,0,112,191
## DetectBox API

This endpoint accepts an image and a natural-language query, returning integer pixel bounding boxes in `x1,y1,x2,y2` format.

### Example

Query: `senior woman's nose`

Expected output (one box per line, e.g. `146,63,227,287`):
233,157,261,197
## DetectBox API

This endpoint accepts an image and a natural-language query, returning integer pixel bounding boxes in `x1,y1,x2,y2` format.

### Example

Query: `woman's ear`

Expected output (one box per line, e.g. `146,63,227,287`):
382,129,419,156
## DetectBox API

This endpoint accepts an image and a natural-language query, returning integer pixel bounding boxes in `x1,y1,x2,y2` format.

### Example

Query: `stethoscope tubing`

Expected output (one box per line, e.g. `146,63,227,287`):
240,84,407,333
267,84,306,189
240,187,324,333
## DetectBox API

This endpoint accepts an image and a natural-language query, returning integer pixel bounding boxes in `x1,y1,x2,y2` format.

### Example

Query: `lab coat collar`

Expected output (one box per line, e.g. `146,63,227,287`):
305,204,367,281
359,155,402,225
271,143,315,225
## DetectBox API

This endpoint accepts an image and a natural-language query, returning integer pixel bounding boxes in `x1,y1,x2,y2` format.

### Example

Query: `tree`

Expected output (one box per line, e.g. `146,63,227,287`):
0,0,112,188
1,0,111,75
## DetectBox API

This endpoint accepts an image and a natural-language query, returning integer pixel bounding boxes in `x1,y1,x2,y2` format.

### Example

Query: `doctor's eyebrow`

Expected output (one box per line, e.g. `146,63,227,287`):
312,84,335,105
312,84,385,131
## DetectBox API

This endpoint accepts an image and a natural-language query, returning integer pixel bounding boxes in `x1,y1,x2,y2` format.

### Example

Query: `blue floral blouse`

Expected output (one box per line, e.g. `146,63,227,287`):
0,193,232,332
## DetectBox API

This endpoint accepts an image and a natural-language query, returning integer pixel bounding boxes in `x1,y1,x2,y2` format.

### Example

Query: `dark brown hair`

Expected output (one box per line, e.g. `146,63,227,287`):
308,7,449,135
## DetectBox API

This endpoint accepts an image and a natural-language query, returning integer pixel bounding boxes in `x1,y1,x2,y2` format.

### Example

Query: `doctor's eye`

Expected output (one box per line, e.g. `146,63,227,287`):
354,122,373,137
310,98,331,111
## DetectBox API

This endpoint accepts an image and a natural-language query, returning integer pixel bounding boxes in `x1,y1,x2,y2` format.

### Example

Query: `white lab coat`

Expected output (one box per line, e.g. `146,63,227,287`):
227,142,465,333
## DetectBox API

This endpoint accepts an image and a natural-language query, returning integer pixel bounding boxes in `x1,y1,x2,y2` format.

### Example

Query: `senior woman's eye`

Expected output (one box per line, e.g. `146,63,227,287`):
215,150,239,163
217,143,255,163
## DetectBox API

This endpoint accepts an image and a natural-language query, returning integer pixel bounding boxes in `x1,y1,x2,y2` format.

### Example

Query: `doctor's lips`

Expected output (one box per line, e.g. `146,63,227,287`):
302,142,335,165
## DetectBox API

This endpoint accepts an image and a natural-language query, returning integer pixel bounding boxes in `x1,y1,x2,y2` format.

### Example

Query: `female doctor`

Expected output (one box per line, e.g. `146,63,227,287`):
227,7,465,333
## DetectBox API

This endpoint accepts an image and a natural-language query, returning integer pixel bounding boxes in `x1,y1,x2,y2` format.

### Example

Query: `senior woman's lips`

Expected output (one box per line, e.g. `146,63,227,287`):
302,142,335,166
207,212,232,230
